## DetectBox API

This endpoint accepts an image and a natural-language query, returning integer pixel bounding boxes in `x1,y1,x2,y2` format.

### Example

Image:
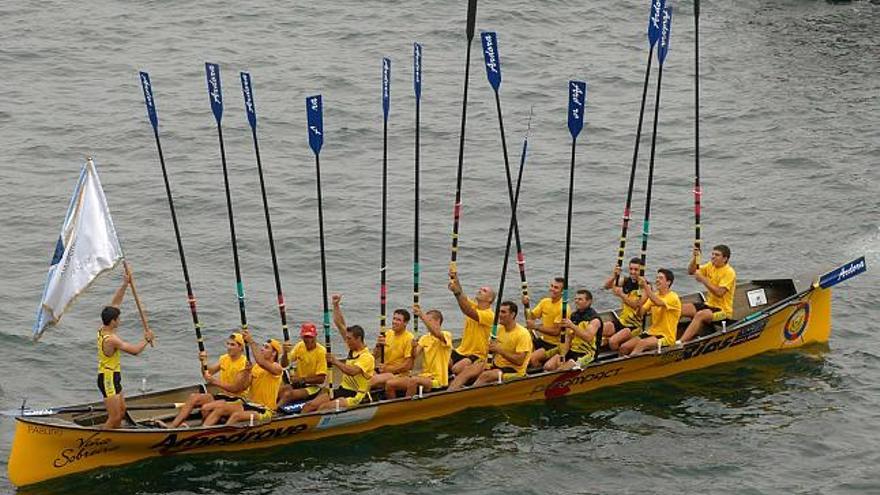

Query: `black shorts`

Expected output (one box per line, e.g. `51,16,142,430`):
488,365,518,375
451,349,481,365
533,338,557,352
333,387,359,399
97,372,122,398
692,302,721,313
564,350,587,362
608,314,640,332
212,393,241,402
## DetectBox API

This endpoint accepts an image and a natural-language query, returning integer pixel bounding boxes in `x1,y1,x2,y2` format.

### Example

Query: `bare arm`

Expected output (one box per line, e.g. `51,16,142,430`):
105,334,149,356
209,367,251,395
688,248,700,275
329,355,367,377
109,270,130,308
331,294,348,337
603,265,622,290
382,357,413,375
449,272,479,321
248,340,283,376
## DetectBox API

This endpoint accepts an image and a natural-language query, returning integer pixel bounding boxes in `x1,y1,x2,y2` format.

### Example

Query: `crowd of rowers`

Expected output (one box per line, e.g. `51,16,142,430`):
95,245,735,429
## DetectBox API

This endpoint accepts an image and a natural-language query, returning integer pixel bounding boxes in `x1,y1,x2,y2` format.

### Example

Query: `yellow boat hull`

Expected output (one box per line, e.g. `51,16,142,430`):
8,287,832,488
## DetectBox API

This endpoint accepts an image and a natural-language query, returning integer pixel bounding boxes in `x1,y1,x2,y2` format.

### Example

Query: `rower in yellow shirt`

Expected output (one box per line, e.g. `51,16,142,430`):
161,332,247,428
524,277,570,368
448,301,532,391
448,270,495,374
302,294,376,412
619,268,682,356
201,329,284,425
277,322,328,407
680,244,737,342
370,309,415,388
385,305,452,398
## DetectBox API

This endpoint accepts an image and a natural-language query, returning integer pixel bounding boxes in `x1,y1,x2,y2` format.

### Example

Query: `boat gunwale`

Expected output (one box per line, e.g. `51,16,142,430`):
13,279,814,434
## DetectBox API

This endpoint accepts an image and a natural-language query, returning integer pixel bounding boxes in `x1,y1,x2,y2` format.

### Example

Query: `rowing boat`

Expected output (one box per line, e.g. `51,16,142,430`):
8,265,862,488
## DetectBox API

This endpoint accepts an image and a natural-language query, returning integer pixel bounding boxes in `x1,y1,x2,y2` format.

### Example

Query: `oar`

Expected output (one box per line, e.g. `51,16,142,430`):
379,57,391,364
692,0,702,265
561,81,588,345
413,42,422,335
241,72,290,347
8,403,185,417
488,114,534,360
479,30,528,348
448,0,479,278
205,62,250,361
305,95,332,385
138,71,208,374
638,6,674,279
513,109,534,334
613,0,667,285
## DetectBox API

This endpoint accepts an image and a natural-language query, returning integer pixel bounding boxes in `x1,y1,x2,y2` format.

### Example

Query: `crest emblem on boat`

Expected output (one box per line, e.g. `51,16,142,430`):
783,302,810,342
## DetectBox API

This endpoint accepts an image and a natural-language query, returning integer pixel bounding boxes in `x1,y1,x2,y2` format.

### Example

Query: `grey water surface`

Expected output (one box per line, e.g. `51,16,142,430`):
1,0,878,493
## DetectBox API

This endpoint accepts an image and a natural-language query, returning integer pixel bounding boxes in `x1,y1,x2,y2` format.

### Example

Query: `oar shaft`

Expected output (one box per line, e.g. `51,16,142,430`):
640,66,665,277
250,126,289,342
693,0,702,262
513,130,531,315
141,78,207,373
449,0,478,276
413,96,420,334
615,49,654,285
380,113,388,364
561,138,578,344
314,154,331,354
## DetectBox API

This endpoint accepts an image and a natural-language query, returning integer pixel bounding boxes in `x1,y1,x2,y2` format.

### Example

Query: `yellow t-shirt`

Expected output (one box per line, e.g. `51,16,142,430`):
699,262,736,317
247,364,282,411
382,329,414,373
643,290,682,346
418,331,453,387
455,298,494,359
97,331,120,374
617,278,643,328
289,341,328,380
530,297,570,345
218,354,248,391
340,347,375,406
492,323,533,376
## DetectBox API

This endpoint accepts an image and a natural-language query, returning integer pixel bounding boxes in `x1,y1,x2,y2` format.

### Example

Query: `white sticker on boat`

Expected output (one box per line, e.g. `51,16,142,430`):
315,406,377,430
747,288,767,307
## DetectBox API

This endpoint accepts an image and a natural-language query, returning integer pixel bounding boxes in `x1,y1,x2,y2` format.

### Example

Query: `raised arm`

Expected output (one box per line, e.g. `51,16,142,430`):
109,268,130,308
331,294,348,337
449,271,479,321
687,247,700,275
603,265,622,290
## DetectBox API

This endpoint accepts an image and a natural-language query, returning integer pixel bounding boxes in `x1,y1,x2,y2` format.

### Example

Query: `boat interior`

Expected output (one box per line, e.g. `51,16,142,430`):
31,278,798,430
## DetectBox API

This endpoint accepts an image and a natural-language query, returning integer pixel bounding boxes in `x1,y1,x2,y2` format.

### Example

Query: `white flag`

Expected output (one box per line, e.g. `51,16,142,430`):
34,159,124,340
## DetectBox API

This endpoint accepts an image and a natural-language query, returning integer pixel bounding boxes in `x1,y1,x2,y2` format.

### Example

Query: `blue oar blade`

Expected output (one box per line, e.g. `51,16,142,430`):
818,256,866,289
567,80,587,139
648,0,667,47
413,42,422,100
139,71,159,129
657,6,673,65
480,31,501,90
205,62,223,123
306,95,324,155
382,57,391,121
240,72,257,130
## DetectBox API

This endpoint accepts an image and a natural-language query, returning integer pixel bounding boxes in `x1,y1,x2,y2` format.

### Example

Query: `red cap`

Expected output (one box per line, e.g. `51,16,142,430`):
300,322,318,338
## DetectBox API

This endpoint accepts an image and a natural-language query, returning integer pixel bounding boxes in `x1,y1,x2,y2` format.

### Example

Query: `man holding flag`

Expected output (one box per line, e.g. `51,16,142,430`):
33,158,155,428
98,264,154,429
